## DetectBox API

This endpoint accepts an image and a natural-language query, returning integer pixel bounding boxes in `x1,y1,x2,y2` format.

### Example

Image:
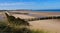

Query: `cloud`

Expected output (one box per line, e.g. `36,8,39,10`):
0,2,35,6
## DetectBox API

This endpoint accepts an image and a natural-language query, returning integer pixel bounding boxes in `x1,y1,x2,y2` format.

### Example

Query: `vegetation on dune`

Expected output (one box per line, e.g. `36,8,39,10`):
0,22,48,33
31,30,48,33
0,23,31,33
5,13,29,26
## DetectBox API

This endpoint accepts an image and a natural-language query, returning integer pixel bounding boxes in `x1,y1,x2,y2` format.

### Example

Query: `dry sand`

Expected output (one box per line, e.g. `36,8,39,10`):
29,20,60,33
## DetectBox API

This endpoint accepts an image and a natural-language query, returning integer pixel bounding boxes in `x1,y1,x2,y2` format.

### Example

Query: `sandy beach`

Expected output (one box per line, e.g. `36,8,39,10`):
7,11,60,33
29,20,60,33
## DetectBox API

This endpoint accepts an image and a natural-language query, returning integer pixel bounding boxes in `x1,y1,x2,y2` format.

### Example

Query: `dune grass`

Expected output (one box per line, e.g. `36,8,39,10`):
0,21,48,33
30,29,48,33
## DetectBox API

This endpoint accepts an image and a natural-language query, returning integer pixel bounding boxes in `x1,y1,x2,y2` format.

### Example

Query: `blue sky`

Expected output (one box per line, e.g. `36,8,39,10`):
0,0,60,10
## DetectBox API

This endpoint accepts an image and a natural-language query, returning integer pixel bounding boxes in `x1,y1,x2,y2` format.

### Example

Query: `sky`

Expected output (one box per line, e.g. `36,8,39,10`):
0,0,60,10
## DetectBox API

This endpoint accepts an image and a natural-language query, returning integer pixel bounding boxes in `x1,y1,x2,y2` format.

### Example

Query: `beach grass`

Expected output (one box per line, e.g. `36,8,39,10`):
30,29,48,33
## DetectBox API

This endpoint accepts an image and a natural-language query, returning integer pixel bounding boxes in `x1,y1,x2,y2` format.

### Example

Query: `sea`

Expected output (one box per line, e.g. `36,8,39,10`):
32,11,60,12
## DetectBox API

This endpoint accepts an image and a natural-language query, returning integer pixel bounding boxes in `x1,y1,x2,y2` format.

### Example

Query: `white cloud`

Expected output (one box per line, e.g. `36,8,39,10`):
0,2,35,6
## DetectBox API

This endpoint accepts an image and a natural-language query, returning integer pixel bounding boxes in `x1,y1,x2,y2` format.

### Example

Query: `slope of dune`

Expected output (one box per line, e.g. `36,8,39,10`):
12,14,35,19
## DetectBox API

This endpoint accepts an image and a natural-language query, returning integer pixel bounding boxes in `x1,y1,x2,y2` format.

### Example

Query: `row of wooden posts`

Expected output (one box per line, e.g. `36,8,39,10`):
26,16,60,21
